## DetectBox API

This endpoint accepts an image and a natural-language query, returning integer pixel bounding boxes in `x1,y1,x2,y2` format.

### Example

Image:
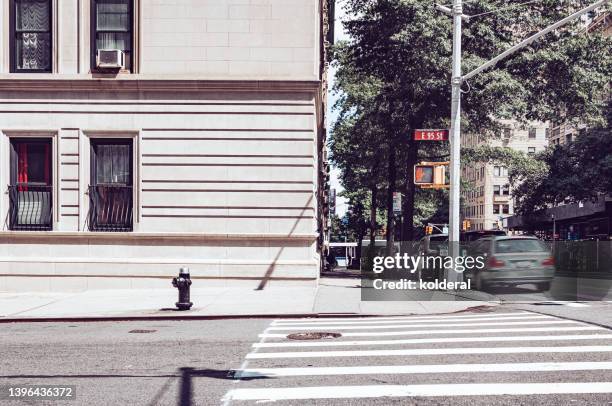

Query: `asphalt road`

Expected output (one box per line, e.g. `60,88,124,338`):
2,306,612,405
0,319,268,406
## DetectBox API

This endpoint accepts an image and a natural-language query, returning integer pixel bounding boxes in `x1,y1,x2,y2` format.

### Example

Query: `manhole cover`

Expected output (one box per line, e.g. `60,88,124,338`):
287,332,341,340
128,329,157,334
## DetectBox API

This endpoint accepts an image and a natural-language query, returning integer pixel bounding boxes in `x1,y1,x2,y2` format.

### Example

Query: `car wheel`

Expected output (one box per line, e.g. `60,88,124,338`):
536,282,551,292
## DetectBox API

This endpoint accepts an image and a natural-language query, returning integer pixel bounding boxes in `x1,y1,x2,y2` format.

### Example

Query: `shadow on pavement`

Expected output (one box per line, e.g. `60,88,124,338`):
175,366,269,406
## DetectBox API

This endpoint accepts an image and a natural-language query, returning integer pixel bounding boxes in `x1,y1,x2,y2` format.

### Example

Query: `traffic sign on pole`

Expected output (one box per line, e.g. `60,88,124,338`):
414,129,449,141
392,192,402,214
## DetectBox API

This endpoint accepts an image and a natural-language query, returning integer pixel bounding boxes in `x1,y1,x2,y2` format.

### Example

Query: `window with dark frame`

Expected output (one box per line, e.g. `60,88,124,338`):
528,128,537,139
88,139,133,231
502,204,510,214
91,0,133,71
10,0,52,73
8,138,53,230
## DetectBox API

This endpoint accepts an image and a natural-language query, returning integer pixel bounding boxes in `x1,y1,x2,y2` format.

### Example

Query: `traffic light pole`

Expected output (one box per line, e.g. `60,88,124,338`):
447,0,463,283
445,0,607,284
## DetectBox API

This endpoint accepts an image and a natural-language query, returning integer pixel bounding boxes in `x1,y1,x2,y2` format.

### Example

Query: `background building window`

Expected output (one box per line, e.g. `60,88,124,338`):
10,0,52,72
503,127,512,138
88,139,133,231
502,184,510,195
502,204,510,214
528,128,537,139
493,205,500,214
8,138,53,230
493,185,500,196
91,0,132,71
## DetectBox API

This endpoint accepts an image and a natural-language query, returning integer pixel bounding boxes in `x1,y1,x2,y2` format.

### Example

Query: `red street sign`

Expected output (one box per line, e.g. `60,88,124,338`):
414,129,449,141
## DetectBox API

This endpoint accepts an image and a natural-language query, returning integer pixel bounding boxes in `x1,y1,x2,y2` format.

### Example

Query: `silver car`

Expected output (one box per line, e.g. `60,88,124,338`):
466,236,555,292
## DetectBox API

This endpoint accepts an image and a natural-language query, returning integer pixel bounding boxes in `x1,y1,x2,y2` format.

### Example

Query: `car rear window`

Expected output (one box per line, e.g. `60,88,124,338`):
495,239,548,253
430,236,448,242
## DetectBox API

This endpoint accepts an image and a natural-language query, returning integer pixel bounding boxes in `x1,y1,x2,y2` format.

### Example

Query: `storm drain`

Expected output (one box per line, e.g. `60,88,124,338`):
128,329,157,334
287,332,342,340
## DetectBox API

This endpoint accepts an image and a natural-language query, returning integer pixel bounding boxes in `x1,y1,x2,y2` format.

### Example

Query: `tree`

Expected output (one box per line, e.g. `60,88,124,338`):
331,0,611,245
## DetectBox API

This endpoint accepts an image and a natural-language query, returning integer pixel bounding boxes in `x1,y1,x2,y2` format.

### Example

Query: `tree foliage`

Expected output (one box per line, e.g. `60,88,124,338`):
330,0,612,242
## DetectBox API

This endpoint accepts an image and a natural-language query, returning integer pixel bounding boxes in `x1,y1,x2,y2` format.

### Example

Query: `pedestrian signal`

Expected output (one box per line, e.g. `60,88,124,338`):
414,162,449,188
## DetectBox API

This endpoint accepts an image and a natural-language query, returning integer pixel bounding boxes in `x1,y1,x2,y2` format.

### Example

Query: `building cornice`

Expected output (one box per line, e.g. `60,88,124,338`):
0,77,321,93
0,231,319,242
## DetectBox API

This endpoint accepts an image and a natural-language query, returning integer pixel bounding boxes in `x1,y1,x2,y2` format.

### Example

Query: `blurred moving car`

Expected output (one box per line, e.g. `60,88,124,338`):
465,236,555,292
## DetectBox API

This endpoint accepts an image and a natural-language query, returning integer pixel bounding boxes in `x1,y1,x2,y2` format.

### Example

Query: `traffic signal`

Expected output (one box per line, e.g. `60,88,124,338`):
462,220,471,231
425,226,433,235
414,162,449,188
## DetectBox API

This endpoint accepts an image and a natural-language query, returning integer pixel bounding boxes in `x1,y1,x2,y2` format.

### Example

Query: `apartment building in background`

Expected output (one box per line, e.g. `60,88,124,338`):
461,120,549,232
549,11,610,146
0,0,333,292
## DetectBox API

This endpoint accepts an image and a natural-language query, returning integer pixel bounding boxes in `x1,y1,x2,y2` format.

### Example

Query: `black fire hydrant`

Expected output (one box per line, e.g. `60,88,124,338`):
172,267,193,310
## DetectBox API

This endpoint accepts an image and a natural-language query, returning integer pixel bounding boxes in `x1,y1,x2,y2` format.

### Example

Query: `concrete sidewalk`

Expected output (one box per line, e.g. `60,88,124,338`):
0,277,497,321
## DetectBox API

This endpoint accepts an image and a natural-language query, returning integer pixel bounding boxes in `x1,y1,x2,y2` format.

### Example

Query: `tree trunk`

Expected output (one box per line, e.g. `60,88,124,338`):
369,185,378,247
385,142,397,255
401,140,418,252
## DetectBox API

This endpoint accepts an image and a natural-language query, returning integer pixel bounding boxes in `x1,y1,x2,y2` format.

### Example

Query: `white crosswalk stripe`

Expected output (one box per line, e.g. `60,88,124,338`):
253,333,612,348
246,345,612,359
270,314,552,326
223,310,612,404
268,319,576,331
236,361,612,378
260,325,601,338
271,312,541,324
224,382,612,401
275,311,534,323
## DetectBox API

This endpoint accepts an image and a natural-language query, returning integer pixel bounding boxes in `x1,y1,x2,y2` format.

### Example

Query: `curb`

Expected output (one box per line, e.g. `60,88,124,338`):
0,313,388,323
0,303,500,323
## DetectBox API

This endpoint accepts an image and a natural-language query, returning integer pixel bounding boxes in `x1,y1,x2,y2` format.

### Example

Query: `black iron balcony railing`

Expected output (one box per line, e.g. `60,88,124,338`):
88,185,133,232
8,184,53,231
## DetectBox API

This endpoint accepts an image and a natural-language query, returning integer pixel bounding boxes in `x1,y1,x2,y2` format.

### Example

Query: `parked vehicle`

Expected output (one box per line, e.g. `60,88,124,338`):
465,236,555,292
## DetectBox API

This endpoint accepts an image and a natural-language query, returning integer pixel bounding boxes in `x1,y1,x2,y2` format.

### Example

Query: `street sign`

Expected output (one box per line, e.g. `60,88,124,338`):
392,192,402,214
414,129,449,141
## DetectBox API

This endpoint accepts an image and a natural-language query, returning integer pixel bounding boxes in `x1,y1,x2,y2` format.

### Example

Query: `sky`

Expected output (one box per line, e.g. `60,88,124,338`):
327,0,349,217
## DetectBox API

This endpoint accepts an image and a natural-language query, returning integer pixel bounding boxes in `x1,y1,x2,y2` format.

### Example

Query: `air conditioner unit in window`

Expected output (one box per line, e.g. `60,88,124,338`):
96,50,125,69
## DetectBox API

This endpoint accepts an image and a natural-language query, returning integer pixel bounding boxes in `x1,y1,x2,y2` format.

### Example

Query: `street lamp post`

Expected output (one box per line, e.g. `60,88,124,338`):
447,0,463,283
444,0,608,283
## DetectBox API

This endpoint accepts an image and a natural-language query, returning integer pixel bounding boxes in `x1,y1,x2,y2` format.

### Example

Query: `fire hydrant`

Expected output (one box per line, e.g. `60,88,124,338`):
172,267,193,310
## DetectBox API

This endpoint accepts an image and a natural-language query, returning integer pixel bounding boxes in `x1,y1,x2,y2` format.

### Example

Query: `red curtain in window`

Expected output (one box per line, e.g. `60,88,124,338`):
17,143,28,191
